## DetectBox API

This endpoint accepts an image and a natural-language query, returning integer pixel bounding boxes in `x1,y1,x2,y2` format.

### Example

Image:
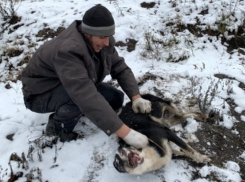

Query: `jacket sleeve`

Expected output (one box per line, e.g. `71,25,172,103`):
52,45,123,136
110,46,140,99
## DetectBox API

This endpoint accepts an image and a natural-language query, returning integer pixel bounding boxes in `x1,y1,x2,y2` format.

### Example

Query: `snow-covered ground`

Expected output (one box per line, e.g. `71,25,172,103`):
0,0,245,181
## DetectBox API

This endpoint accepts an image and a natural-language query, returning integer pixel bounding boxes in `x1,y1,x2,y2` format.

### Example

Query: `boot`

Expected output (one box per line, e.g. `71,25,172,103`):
46,114,83,142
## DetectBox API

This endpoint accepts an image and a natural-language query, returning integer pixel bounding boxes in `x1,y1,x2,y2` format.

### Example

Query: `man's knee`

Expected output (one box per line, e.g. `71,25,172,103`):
55,99,81,119
113,89,124,111
97,83,124,111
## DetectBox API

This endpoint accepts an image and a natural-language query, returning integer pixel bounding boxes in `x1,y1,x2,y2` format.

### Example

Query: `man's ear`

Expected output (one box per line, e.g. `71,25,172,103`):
84,34,91,39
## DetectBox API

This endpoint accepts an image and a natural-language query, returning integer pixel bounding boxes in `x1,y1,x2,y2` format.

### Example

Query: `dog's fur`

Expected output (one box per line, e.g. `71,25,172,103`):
113,94,211,175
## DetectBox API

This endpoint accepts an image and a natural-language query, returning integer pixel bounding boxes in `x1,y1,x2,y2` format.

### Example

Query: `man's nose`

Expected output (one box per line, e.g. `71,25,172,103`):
103,37,110,46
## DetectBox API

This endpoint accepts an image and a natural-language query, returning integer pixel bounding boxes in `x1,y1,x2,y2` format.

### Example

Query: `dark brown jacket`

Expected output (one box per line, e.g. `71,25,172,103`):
21,20,140,135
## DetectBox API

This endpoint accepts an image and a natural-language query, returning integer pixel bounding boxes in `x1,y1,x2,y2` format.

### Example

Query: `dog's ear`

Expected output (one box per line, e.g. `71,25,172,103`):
118,138,128,147
118,138,136,148
117,139,143,152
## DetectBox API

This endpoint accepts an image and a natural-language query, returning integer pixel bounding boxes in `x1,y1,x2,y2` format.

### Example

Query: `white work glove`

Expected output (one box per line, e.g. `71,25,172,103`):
123,129,149,149
132,98,152,113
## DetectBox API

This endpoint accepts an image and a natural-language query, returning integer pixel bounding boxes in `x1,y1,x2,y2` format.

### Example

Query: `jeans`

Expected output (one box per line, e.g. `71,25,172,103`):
24,83,124,132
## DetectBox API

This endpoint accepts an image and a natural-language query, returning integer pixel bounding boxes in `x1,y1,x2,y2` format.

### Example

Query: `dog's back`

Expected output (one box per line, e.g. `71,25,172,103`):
119,94,189,154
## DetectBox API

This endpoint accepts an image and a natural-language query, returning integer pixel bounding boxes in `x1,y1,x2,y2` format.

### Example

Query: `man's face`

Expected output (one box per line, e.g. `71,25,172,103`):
85,35,110,52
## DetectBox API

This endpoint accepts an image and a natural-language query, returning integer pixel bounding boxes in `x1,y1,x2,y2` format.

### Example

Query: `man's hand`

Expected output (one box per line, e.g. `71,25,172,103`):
132,97,151,113
123,129,148,149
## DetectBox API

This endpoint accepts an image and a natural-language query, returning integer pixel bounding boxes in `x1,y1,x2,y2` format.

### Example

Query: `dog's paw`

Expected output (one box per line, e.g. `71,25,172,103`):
197,154,211,163
203,155,211,162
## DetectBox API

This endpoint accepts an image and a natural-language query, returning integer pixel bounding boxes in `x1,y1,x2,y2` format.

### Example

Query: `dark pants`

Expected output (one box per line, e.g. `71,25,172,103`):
24,83,124,132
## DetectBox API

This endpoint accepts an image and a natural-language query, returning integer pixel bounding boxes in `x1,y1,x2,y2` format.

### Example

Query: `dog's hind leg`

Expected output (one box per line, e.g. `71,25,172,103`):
166,129,211,163
150,104,184,127
172,143,211,163
183,113,207,122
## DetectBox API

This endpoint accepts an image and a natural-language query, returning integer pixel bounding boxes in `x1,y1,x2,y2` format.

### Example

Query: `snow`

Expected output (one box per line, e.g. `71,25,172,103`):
0,0,245,181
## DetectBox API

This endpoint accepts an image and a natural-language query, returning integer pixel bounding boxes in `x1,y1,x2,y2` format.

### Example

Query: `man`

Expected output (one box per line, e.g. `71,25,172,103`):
21,4,151,149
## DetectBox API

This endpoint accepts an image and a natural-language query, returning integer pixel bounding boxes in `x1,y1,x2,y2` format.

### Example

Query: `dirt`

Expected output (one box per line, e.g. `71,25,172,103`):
140,2,156,9
115,38,138,52
137,73,245,181
191,121,245,180
36,26,65,41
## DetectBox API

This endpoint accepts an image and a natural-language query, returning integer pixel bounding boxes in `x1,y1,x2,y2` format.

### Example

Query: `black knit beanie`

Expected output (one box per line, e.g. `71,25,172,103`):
82,4,115,36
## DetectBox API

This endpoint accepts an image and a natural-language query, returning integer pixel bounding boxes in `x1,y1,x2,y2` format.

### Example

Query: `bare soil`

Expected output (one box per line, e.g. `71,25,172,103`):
137,73,245,181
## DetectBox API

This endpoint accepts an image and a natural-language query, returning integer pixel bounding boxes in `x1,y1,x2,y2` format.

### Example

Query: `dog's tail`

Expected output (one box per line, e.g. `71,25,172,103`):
166,128,188,150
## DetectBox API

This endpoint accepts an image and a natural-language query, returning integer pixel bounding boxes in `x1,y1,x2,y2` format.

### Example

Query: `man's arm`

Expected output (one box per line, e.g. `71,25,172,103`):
115,94,151,149
109,47,152,114
115,123,130,138
115,123,149,149
132,94,141,101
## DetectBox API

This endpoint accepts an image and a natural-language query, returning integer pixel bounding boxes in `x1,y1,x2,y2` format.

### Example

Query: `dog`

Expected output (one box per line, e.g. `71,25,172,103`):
113,94,211,175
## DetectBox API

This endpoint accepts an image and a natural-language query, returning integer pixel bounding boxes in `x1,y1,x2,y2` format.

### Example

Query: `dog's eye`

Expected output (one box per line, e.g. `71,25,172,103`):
119,149,127,157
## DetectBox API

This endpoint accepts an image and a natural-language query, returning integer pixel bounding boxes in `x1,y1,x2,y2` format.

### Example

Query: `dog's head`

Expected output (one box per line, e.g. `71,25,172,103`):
113,146,144,174
113,140,171,175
